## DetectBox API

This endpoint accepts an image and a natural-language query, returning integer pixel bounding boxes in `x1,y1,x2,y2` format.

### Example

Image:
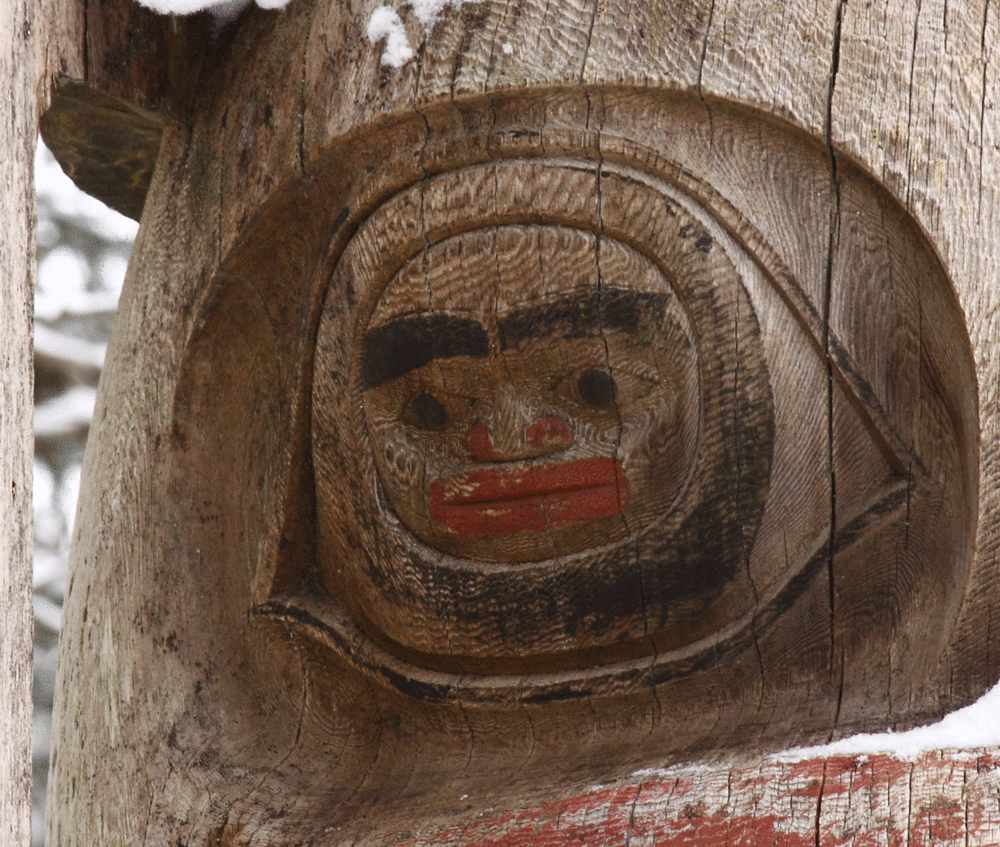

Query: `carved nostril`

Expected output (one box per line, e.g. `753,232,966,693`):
526,417,572,450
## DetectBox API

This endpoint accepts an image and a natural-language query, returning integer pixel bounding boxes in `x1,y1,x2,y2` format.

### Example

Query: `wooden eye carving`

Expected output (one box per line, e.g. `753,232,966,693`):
302,102,976,716
410,392,448,428
576,368,616,408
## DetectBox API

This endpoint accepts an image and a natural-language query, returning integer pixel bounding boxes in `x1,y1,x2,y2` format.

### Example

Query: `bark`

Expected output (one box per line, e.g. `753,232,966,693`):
45,0,1000,844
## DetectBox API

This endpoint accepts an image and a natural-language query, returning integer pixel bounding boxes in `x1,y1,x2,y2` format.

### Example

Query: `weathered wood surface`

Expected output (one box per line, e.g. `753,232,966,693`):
1,0,35,836
306,119,973,701
397,752,1000,847
45,0,1000,845
40,80,164,221
0,0,85,840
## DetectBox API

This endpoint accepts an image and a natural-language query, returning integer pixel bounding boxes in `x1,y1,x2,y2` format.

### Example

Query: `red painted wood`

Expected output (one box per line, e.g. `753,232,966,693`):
525,417,573,450
429,457,626,534
399,752,1000,846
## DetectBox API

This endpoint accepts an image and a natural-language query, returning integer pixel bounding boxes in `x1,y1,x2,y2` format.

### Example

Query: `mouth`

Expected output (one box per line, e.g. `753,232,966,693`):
428,457,627,536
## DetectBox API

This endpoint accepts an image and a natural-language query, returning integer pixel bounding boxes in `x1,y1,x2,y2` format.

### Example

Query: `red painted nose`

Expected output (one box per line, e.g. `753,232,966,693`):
465,425,496,460
465,417,572,460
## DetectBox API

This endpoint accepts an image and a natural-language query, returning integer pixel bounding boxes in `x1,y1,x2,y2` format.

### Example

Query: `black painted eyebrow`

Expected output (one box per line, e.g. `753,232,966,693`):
362,314,490,389
498,290,669,350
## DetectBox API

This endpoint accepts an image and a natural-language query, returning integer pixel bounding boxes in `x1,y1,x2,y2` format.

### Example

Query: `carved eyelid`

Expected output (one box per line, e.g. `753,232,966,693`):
608,361,661,385
563,362,662,395
404,389,476,417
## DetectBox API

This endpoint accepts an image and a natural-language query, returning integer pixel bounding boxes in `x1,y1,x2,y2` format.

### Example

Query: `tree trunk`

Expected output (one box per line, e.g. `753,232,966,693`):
0,0,86,840
46,0,1000,844
1,0,36,838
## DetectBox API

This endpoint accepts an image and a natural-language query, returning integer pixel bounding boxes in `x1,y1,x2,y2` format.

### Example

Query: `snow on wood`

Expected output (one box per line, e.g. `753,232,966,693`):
367,7,414,67
780,684,1000,761
367,1,474,67
133,0,290,22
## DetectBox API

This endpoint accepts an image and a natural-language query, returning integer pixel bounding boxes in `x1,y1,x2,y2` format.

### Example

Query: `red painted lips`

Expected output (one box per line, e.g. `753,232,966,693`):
429,457,627,536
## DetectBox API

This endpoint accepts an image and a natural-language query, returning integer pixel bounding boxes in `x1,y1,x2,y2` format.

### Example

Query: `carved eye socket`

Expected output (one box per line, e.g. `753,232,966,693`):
411,392,448,428
577,368,617,409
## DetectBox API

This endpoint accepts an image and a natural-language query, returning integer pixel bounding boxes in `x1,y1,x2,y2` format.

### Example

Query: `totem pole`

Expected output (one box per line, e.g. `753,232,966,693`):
44,0,1000,843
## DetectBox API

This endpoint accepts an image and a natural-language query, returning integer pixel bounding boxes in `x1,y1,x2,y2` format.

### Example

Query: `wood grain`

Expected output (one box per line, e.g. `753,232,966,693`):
1,0,37,841
394,751,1000,847
3,0,91,840
44,0,1000,845
40,80,163,221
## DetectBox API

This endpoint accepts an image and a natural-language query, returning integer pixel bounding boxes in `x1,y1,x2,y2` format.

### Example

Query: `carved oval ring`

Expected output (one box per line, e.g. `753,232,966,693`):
312,157,774,676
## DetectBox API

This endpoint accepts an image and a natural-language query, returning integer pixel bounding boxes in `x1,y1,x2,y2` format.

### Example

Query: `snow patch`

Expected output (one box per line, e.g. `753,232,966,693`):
366,0,473,68
133,0,289,23
409,0,465,30
367,6,415,68
774,679,1000,762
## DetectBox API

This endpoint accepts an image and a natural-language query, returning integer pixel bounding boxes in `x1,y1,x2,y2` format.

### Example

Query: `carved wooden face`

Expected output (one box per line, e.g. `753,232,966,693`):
311,158,775,671
361,227,700,563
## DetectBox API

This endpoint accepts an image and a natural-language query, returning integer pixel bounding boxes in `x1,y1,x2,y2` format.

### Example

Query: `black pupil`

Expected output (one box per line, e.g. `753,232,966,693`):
412,392,448,428
577,369,616,408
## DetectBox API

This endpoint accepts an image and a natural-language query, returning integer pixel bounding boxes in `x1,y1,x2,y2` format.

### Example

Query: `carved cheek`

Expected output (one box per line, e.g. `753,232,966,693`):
463,423,496,460
374,423,465,488
614,412,646,463
577,417,623,455
645,394,681,453
525,416,572,450
613,388,676,463
374,423,425,489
